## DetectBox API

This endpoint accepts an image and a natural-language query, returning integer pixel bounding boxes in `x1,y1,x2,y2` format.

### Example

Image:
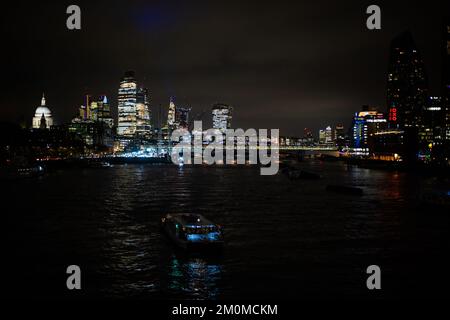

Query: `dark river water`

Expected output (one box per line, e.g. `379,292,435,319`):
5,161,449,299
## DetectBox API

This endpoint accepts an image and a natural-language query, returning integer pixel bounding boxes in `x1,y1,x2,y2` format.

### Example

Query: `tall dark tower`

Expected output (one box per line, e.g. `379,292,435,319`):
136,87,151,138
443,18,450,99
386,31,429,129
443,17,450,162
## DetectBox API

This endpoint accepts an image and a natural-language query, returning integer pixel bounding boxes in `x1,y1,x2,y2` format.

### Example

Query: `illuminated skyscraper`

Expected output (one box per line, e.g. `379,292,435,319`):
212,103,233,131
318,126,334,145
78,95,91,120
352,106,386,150
78,95,113,127
97,95,114,128
117,71,137,137
387,31,429,129
352,114,369,152
335,124,345,147
136,88,151,137
167,97,176,128
90,101,99,121
325,126,333,145
175,106,191,129
417,96,443,163
318,129,326,144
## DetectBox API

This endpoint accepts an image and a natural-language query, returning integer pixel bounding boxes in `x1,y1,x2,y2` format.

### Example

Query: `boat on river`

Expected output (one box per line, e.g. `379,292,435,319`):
161,213,224,250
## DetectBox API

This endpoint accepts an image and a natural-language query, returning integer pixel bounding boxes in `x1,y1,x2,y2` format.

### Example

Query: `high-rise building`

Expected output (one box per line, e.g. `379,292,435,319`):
335,124,345,147
78,95,91,120
352,114,367,149
79,95,113,127
89,100,99,121
69,119,114,150
318,126,334,145
117,71,137,137
32,93,54,129
303,128,313,139
352,106,386,150
97,95,114,128
421,96,443,142
387,31,429,129
167,97,176,128
175,106,191,129
71,94,114,150
325,126,333,145
443,18,450,162
212,103,233,131
318,129,326,145
443,19,450,96
79,105,86,120
136,88,151,137
303,128,314,145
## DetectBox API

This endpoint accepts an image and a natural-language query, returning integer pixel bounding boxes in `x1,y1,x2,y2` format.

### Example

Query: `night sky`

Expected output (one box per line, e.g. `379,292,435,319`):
1,0,448,136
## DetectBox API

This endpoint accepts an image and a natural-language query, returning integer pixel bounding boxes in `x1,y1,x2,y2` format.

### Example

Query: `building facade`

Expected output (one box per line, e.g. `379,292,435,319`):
387,31,429,130
443,18,450,163
175,106,191,129
334,124,345,148
352,106,386,151
32,93,54,129
97,95,114,128
136,88,151,138
117,71,138,137
212,103,233,132
167,97,176,128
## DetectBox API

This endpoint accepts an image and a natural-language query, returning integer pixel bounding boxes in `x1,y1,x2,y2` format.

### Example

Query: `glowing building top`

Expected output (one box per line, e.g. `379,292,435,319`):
167,97,176,128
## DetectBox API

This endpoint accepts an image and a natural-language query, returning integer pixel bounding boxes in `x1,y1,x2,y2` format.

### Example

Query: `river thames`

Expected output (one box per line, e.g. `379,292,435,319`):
5,161,449,299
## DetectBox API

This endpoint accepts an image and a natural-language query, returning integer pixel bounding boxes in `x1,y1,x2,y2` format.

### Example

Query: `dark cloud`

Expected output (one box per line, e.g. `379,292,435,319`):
1,0,448,136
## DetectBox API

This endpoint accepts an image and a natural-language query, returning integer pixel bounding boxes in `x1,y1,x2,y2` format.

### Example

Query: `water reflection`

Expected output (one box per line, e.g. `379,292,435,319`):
166,254,222,299
97,166,161,297
98,217,160,297
10,162,447,299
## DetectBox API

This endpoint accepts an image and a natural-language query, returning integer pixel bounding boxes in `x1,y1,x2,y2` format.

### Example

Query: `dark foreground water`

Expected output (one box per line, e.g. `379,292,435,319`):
5,161,450,299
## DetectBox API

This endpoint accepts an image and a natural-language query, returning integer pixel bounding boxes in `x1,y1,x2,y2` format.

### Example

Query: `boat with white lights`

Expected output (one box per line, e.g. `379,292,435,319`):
160,213,224,250
86,160,112,168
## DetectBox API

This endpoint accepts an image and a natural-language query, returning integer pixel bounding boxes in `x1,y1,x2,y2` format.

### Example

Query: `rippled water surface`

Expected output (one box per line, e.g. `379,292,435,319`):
5,161,450,299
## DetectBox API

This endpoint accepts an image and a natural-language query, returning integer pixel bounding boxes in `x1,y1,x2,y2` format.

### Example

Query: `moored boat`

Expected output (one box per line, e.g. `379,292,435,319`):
281,165,321,180
86,160,112,168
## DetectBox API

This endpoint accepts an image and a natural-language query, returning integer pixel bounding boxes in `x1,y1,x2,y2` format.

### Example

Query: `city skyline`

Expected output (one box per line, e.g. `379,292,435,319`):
1,1,448,136
2,2,450,304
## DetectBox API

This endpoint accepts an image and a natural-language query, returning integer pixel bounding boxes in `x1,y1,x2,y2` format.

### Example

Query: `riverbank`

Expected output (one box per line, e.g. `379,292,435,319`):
344,158,450,177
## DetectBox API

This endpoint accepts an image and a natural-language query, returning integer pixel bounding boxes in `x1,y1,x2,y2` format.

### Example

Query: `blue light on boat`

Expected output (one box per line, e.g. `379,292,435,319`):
187,234,203,242
186,232,220,242
186,224,215,228
207,232,220,241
